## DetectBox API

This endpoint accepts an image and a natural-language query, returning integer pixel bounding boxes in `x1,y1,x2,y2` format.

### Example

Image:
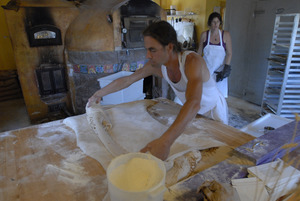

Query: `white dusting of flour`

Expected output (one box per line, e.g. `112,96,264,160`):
44,151,90,187
0,131,16,139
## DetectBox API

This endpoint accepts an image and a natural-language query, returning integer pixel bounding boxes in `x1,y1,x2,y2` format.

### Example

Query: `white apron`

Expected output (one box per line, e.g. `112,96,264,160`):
203,30,228,98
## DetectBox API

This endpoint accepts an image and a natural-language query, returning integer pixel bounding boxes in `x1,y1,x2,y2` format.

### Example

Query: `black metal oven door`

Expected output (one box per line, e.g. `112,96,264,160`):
123,17,158,49
28,24,62,47
35,64,67,96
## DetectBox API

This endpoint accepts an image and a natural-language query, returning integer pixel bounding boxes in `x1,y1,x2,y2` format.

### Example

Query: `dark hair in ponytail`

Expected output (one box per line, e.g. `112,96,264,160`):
143,20,181,52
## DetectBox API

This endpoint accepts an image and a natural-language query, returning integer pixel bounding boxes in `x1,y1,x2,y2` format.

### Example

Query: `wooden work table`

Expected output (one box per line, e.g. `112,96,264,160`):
0,99,255,201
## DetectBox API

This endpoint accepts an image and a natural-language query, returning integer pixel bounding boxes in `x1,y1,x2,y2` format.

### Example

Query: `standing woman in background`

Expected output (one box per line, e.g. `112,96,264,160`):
198,12,232,98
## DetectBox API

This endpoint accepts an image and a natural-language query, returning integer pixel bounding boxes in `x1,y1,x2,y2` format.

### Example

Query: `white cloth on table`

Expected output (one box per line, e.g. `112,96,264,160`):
63,100,226,173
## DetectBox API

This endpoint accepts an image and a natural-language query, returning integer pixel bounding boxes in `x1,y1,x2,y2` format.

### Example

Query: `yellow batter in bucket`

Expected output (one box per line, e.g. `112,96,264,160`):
109,157,163,192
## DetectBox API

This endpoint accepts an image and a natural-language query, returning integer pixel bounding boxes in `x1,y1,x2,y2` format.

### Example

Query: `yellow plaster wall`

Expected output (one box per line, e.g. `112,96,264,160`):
152,0,161,6
152,0,226,46
1,0,225,71
0,0,226,71
0,0,16,70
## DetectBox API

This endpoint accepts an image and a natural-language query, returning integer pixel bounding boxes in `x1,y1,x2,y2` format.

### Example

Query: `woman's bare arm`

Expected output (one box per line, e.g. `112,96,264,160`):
197,31,207,55
224,31,232,65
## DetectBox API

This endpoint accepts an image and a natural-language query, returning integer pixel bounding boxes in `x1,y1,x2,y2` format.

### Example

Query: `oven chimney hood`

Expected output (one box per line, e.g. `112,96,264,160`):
65,0,163,52
65,0,130,52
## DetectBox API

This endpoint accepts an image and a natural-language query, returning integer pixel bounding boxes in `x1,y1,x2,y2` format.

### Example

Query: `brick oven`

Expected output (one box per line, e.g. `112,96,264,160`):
3,1,80,123
65,0,165,114
3,0,166,122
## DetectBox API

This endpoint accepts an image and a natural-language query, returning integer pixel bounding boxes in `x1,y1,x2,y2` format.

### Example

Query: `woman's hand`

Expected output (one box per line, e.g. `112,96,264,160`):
140,137,171,161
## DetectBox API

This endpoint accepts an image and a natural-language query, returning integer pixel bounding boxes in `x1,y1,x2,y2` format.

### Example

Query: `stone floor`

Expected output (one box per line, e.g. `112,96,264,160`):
0,98,31,133
0,96,262,133
227,96,262,129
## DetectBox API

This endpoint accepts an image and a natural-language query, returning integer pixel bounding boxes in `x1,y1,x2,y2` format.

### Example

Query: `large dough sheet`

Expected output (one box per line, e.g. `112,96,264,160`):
63,99,226,186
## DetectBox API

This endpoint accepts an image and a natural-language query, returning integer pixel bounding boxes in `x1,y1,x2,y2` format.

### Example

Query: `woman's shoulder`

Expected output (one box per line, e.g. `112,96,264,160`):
222,30,231,42
222,30,231,37
201,30,209,36
200,30,208,41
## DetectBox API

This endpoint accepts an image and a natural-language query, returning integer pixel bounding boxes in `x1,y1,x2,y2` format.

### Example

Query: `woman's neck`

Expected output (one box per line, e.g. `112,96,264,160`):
210,28,219,35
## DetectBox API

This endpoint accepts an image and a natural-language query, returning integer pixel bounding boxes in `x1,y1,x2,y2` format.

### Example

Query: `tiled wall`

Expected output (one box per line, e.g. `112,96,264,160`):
72,60,146,74
67,49,148,114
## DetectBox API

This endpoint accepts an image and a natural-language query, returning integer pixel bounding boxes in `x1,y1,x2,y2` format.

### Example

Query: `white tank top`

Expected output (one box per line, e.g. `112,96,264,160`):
161,51,221,114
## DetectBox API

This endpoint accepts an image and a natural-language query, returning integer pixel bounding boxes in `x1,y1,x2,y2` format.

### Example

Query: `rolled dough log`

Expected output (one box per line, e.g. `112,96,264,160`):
86,103,127,156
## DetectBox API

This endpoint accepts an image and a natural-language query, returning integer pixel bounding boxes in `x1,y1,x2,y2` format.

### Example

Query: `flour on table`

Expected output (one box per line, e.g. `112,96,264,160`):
0,131,17,139
43,151,90,186
63,114,114,170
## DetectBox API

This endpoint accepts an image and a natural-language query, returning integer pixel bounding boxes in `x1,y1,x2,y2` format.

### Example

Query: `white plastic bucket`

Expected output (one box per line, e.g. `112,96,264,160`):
107,153,166,201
